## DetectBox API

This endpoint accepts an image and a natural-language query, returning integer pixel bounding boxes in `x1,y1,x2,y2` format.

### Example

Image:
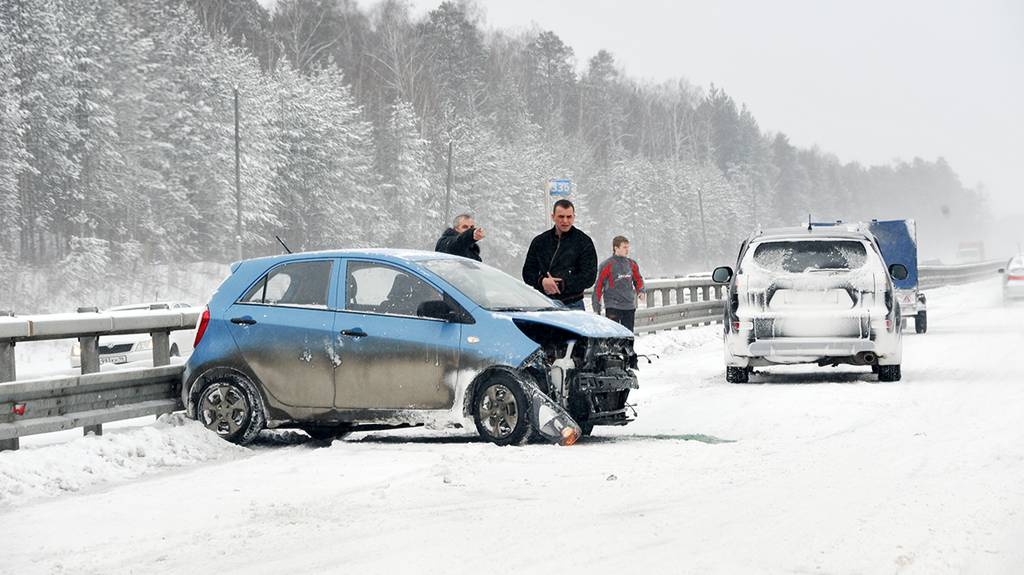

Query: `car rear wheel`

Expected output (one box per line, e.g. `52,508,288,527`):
473,373,531,446
726,366,750,384
915,311,927,334
877,364,902,382
197,374,265,444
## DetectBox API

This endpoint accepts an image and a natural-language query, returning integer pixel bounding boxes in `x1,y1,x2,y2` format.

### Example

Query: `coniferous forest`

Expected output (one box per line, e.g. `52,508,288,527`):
0,0,987,310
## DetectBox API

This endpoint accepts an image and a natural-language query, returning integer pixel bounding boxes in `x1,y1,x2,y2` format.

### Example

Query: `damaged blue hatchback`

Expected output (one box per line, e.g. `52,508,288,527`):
183,249,639,446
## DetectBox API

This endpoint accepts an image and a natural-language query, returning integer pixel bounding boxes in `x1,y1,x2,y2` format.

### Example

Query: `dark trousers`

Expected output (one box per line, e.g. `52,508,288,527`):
605,308,636,332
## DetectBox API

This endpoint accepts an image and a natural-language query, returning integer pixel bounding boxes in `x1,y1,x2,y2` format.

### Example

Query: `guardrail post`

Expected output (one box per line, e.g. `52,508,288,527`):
688,286,698,304
0,311,16,451
151,331,170,367
77,307,102,437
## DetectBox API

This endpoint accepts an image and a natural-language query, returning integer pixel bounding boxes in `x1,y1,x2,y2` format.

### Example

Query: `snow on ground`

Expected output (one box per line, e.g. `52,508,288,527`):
2,278,1023,574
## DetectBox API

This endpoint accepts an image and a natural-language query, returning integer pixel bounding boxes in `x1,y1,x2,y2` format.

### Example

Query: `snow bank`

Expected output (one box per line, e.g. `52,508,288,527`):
0,415,249,507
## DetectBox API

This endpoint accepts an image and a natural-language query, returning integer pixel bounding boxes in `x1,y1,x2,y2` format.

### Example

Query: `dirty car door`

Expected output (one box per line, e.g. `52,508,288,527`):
334,259,461,410
228,258,337,408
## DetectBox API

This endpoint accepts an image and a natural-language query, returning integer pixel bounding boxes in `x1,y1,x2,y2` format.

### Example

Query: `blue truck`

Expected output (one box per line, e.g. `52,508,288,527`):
868,220,926,334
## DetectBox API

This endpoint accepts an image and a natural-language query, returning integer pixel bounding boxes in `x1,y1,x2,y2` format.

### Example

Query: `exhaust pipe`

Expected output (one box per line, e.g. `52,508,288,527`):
856,352,877,365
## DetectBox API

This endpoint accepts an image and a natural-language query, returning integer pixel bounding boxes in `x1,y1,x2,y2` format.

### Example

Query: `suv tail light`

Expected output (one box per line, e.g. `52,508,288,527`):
193,307,210,348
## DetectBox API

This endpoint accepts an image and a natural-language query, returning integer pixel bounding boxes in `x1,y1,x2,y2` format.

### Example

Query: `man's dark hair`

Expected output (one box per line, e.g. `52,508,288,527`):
552,199,575,214
613,235,629,249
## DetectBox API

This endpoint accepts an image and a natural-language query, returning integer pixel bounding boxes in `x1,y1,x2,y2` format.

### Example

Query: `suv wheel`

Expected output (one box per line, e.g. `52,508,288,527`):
726,366,750,384
915,311,927,334
877,364,902,382
473,373,531,446
196,374,265,444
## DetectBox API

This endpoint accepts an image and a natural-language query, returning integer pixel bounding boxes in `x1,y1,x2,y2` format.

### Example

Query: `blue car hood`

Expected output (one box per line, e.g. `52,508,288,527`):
497,310,634,339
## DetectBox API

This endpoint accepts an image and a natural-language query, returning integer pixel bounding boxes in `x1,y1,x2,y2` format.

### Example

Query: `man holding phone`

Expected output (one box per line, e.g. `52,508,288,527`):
435,213,485,261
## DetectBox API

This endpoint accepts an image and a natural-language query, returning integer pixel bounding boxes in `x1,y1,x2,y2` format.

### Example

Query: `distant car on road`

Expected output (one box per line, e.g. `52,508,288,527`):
70,302,196,368
182,250,639,446
713,223,908,383
1000,256,1024,302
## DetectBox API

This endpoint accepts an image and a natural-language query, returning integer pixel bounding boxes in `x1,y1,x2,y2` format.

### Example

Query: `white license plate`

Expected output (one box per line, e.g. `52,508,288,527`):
99,355,128,365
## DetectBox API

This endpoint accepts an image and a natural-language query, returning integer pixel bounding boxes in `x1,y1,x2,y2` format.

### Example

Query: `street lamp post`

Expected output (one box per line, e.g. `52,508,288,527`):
234,86,242,261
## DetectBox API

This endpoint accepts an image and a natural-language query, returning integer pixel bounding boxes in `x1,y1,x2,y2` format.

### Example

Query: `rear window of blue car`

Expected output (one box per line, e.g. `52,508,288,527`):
240,260,333,308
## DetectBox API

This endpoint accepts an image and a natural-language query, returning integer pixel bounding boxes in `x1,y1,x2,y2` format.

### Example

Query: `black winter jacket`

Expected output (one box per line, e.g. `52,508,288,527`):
521,226,598,305
434,228,481,261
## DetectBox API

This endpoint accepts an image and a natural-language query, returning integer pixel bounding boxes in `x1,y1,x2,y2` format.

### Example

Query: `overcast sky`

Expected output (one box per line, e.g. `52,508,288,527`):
354,0,1022,215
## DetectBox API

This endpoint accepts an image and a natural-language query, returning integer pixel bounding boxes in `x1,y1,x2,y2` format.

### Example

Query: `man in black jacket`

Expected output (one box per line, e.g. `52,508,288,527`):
434,213,485,261
522,199,598,310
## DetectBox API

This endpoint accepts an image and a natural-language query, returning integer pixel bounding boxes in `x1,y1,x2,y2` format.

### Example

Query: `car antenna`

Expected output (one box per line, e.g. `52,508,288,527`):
275,235,292,254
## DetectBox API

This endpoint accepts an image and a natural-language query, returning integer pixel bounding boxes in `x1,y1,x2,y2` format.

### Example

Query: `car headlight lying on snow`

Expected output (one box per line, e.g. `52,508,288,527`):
517,375,582,446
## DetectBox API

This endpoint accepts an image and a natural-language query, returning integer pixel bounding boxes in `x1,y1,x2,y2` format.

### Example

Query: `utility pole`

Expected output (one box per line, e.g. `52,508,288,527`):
234,86,242,261
697,185,710,270
444,139,453,227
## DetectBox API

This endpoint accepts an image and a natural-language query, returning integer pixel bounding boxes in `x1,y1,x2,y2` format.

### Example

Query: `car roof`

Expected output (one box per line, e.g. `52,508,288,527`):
750,225,875,243
107,301,190,311
234,248,463,270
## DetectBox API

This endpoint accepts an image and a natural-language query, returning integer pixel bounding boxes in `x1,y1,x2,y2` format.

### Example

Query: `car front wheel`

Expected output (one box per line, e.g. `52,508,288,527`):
197,374,265,444
473,373,531,446
915,311,927,334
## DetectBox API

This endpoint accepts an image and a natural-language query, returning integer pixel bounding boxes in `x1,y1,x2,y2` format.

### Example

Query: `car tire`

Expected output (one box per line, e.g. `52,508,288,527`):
169,344,180,357
580,422,595,437
871,364,880,374
877,364,901,382
915,311,927,334
196,374,265,444
473,372,531,446
726,366,749,384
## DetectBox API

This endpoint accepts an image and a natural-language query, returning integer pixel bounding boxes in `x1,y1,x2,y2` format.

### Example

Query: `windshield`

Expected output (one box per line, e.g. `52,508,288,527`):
421,258,560,311
750,240,868,273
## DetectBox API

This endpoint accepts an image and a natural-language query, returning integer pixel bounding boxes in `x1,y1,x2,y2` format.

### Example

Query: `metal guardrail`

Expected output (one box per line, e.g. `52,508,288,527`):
918,259,1007,290
0,306,201,451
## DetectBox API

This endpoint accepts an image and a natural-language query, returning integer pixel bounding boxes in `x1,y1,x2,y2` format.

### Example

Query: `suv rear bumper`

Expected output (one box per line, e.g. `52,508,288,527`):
748,337,875,357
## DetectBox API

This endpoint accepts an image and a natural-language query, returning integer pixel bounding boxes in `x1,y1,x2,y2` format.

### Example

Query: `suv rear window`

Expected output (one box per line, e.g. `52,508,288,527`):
751,241,868,273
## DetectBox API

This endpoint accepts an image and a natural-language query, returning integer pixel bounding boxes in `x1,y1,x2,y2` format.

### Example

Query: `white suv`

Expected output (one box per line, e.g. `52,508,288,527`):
713,225,908,383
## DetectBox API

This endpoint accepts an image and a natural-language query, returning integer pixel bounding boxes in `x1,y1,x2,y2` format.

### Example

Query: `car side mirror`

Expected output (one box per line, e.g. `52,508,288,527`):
417,299,474,324
889,263,909,281
712,266,734,284
418,300,457,321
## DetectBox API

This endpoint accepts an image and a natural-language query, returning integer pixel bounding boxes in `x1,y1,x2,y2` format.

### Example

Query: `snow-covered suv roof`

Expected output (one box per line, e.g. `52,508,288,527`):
752,225,875,243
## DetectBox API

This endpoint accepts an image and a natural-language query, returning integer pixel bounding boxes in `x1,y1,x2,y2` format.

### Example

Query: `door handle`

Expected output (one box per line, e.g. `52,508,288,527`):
231,316,257,325
340,328,367,338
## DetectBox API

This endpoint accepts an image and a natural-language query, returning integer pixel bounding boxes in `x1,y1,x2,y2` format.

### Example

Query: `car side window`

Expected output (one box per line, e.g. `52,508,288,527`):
345,261,442,317
240,260,333,308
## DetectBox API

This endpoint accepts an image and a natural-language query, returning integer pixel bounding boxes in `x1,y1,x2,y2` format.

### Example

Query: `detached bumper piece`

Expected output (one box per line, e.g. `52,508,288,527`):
573,370,638,427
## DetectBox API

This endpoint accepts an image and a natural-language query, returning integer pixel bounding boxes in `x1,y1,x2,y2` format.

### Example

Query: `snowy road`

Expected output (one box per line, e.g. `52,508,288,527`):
2,279,1023,574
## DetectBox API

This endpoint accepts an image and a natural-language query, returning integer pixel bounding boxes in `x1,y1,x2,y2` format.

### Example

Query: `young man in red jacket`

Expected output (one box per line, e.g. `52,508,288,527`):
591,235,645,331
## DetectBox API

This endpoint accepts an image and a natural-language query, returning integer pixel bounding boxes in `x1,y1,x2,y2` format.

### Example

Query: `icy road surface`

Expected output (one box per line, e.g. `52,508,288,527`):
2,279,1023,574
